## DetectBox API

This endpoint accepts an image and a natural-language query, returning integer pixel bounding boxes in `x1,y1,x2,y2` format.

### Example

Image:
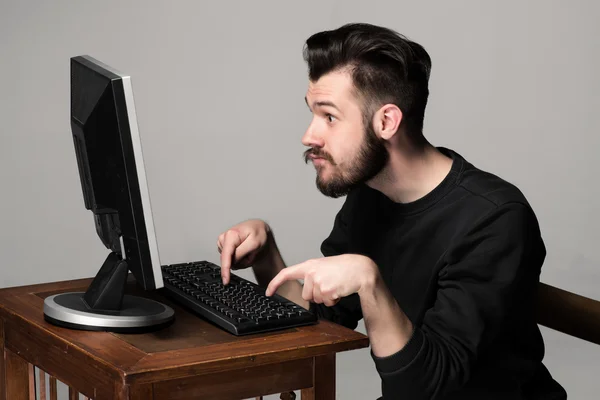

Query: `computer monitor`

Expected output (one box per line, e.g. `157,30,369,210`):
43,55,175,333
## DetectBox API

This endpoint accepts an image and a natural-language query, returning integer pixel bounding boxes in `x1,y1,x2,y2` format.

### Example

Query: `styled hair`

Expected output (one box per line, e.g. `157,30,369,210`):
303,23,432,137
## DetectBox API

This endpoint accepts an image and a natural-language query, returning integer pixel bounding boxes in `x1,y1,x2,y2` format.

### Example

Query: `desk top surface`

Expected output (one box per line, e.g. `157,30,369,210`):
0,276,369,384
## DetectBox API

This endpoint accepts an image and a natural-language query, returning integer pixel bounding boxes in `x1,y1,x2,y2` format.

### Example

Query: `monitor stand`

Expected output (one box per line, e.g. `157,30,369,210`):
43,252,175,333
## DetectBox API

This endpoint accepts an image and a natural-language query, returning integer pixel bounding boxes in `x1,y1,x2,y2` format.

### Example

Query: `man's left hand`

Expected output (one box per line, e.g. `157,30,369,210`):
265,254,379,306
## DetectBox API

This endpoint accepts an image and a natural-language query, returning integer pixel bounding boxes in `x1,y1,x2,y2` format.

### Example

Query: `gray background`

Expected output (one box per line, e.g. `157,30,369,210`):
1,1,599,399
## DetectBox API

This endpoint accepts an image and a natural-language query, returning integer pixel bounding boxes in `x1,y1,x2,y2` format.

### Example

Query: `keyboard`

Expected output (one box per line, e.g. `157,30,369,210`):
160,261,318,335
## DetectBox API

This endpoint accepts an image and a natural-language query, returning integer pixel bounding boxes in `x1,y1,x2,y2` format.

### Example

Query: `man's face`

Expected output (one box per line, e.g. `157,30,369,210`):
302,70,388,198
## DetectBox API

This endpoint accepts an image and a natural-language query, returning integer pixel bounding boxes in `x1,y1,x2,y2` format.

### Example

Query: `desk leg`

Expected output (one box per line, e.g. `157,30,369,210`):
301,354,335,400
114,382,153,400
2,348,34,400
1,317,33,400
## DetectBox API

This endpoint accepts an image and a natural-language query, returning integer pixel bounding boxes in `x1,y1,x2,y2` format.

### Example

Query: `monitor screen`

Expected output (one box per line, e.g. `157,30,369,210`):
70,55,163,290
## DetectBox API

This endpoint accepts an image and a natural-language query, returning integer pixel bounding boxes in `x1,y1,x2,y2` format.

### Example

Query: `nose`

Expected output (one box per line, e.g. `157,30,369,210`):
301,119,325,148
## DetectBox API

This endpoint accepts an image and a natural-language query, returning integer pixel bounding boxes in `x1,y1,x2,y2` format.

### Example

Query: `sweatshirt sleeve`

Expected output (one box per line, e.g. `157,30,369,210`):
370,202,545,399
309,198,363,330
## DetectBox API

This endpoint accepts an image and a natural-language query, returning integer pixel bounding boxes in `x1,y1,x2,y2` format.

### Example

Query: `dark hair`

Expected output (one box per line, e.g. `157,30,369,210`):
303,23,432,137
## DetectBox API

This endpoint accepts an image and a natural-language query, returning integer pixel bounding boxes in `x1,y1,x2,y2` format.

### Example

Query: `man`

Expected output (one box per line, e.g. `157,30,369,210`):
217,23,566,399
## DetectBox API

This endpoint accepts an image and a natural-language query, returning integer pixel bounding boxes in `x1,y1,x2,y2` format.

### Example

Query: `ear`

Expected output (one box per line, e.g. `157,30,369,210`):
373,104,402,140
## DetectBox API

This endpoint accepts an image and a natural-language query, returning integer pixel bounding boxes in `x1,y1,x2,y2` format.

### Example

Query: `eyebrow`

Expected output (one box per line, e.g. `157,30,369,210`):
305,96,341,113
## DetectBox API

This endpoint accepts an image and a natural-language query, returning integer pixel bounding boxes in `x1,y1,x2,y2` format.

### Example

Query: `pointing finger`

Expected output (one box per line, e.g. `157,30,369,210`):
265,263,309,296
220,229,241,284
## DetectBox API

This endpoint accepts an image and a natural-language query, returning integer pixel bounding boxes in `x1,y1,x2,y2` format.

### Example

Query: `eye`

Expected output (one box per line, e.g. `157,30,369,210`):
326,114,336,123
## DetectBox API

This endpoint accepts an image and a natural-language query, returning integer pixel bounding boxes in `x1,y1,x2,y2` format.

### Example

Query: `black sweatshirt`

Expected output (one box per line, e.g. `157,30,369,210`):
310,147,567,400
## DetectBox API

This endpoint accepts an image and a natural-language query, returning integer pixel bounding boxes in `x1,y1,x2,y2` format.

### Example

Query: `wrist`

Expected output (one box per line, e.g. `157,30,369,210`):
253,234,282,275
357,256,380,297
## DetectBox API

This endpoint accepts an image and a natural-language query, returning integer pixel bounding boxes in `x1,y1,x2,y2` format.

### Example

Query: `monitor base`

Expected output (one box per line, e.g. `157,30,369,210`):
43,251,174,333
44,292,174,333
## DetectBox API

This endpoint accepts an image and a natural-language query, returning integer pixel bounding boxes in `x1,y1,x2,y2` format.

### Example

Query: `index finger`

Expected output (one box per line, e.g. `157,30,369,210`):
220,229,241,284
265,263,309,296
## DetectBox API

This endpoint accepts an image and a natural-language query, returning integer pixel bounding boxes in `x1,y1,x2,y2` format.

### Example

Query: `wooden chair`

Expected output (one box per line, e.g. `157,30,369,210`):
536,282,600,345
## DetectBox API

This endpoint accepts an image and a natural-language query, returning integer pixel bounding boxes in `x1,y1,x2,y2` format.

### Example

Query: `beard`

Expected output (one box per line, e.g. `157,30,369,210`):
303,121,388,198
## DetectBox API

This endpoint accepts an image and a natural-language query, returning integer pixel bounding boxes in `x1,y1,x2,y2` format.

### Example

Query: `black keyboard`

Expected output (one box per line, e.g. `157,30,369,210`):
160,261,318,335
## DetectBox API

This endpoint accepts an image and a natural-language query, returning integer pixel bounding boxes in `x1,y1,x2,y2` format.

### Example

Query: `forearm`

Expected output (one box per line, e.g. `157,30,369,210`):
362,262,473,399
359,266,413,358
252,236,309,310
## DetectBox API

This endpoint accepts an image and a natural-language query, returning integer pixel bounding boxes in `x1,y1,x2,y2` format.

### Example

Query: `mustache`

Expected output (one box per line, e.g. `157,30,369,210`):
303,148,335,165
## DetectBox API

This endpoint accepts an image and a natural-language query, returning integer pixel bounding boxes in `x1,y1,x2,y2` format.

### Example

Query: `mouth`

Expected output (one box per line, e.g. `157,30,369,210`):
308,154,327,165
304,149,333,166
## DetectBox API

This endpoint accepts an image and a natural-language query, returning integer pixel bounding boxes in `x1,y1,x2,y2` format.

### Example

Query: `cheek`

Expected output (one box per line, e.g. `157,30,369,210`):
333,129,363,163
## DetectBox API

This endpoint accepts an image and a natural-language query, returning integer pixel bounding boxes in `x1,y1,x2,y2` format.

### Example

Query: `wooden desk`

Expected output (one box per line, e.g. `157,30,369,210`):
0,277,369,400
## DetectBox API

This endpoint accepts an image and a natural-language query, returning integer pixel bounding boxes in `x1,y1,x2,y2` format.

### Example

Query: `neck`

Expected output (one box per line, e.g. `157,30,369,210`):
366,136,453,204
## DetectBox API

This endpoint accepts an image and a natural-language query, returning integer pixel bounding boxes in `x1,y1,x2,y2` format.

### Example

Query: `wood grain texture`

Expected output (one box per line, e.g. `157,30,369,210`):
68,387,78,400
126,319,367,385
125,383,154,400
114,381,154,400
153,358,313,400
300,354,336,400
314,354,335,400
536,283,600,345
300,387,315,400
2,292,147,372
113,299,296,353
0,278,93,299
39,368,46,400
4,348,32,400
3,312,118,400
0,287,148,400
28,364,35,400
49,375,57,400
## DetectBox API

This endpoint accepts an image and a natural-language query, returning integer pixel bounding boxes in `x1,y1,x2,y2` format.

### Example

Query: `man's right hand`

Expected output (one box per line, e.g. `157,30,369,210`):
216,219,308,309
217,219,272,285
